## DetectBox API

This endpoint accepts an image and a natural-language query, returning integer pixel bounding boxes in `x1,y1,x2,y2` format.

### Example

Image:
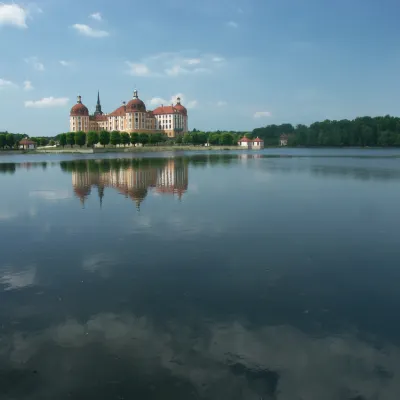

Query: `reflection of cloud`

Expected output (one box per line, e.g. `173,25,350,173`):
0,211,18,221
4,314,400,399
29,190,71,200
0,266,36,291
82,253,116,273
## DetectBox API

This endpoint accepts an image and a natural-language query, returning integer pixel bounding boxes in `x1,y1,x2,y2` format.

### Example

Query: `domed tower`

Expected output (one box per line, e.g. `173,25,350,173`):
174,97,188,133
70,95,89,132
125,89,147,132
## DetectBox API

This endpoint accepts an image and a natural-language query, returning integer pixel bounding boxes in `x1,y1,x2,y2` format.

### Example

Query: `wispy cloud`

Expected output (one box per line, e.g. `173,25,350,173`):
126,62,151,77
127,52,225,78
227,21,238,28
0,4,28,28
148,93,198,109
217,101,227,107
0,265,36,291
89,12,102,21
0,78,16,88
254,111,272,118
72,24,109,38
24,57,44,71
59,60,73,67
25,97,69,108
23,80,33,91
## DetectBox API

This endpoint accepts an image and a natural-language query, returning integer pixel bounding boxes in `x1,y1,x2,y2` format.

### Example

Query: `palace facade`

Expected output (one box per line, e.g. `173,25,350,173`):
69,90,188,138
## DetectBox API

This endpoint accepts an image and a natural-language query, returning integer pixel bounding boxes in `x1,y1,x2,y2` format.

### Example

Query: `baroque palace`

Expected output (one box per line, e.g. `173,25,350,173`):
69,90,188,138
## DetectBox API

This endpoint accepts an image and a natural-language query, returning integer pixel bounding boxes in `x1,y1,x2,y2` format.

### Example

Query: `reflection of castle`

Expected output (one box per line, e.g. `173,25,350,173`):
71,159,188,209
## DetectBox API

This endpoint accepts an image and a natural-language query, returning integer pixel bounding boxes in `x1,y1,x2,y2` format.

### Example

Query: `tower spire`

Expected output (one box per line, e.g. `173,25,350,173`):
94,90,103,116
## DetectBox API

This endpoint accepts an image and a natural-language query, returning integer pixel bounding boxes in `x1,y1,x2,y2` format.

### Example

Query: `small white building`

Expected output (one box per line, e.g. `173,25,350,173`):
19,138,37,150
280,134,289,146
238,136,264,149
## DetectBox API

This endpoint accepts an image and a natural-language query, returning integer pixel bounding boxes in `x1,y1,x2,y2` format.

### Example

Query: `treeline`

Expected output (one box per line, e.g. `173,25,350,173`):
251,116,400,147
0,132,55,149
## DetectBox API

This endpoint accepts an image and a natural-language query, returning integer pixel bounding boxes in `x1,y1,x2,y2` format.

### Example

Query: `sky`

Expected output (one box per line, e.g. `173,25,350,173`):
1,0,400,136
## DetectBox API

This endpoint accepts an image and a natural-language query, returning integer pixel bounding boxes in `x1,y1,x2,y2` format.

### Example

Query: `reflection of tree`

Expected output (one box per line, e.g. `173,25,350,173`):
0,163,16,174
67,158,189,208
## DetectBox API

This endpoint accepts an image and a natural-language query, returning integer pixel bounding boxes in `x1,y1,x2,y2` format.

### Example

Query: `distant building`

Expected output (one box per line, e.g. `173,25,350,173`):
69,90,188,139
238,136,264,149
19,138,36,150
280,134,289,146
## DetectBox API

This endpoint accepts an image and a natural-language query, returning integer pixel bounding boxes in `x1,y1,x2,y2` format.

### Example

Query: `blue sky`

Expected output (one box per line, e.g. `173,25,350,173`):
1,0,400,136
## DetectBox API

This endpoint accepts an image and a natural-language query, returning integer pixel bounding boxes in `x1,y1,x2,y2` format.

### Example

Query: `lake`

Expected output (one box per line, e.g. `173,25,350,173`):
1,148,400,400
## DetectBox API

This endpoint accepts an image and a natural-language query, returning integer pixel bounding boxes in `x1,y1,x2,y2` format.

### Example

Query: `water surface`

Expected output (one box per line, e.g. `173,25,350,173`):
1,149,400,400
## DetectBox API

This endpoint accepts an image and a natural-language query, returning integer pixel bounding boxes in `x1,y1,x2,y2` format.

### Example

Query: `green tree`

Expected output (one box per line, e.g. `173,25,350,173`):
175,135,183,144
87,131,99,147
110,131,121,147
49,140,55,146
39,137,48,147
6,134,15,148
219,133,234,145
130,132,139,145
74,131,86,147
99,130,110,147
208,133,220,145
183,133,192,144
66,132,75,148
59,133,67,148
0,134,6,149
138,133,149,145
121,132,130,146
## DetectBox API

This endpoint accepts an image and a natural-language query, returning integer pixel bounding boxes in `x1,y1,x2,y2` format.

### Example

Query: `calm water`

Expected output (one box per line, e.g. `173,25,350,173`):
1,149,400,400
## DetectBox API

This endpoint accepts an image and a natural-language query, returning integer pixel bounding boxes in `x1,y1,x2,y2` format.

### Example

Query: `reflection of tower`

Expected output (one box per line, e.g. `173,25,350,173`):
72,170,92,206
98,184,105,208
156,159,188,199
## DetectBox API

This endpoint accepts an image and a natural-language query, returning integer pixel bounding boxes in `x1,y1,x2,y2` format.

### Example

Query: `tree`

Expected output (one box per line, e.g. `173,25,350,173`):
208,133,220,145
110,131,121,147
99,130,110,147
0,134,6,149
220,133,234,145
175,135,183,144
87,131,99,147
121,132,130,147
40,137,48,147
49,140,55,146
59,133,67,148
66,132,75,148
6,134,14,148
138,133,149,145
183,133,192,144
130,132,139,145
75,131,86,147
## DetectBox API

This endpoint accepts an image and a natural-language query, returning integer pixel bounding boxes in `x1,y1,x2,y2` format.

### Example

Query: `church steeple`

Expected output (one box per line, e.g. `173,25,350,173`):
94,90,103,116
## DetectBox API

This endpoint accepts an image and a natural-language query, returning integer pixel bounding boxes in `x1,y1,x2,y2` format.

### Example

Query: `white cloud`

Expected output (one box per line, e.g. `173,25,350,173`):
254,111,272,118
23,80,33,91
148,93,197,109
227,21,238,28
0,78,16,88
217,101,227,107
185,58,201,65
127,52,225,78
25,97,69,108
126,62,151,77
59,60,73,67
72,24,109,38
0,4,28,28
24,57,44,71
89,12,102,21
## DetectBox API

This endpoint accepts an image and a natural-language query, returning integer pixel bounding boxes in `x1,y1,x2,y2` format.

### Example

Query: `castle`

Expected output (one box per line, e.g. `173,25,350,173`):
69,90,188,138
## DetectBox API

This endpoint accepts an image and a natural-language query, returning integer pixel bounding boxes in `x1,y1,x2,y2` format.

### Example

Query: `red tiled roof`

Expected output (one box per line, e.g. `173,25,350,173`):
174,104,187,116
19,138,35,145
153,105,182,115
280,134,289,139
126,98,146,113
70,103,89,116
91,114,108,121
238,137,250,142
109,105,126,117
253,137,264,142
